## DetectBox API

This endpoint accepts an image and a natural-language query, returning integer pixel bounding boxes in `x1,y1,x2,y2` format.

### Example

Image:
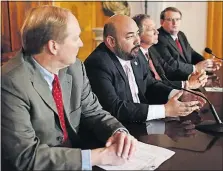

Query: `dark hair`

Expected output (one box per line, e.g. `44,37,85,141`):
132,14,150,35
21,5,70,55
160,7,182,20
103,22,117,40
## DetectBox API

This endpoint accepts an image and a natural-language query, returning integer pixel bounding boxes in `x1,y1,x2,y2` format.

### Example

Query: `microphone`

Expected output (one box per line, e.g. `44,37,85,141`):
156,66,223,133
205,47,223,60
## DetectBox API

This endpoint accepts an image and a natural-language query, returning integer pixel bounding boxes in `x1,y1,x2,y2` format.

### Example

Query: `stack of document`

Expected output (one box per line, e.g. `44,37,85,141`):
205,87,223,92
97,141,175,170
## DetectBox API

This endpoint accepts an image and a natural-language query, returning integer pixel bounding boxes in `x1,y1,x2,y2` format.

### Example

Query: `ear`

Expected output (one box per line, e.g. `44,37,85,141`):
160,19,164,26
47,40,59,55
106,36,116,48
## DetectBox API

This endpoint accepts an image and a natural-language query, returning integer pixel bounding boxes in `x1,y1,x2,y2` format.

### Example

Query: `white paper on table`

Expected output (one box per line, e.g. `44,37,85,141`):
96,141,175,170
205,87,223,92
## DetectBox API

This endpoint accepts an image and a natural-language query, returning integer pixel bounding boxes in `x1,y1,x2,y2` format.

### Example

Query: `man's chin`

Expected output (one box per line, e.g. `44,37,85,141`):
170,30,179,35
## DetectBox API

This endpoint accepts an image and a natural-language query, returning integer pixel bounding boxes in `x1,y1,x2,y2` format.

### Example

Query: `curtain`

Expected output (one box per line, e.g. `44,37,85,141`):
205,2,223,59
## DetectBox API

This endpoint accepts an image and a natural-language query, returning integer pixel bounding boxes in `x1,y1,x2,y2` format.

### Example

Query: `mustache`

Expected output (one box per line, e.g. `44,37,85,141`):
131,44,140,51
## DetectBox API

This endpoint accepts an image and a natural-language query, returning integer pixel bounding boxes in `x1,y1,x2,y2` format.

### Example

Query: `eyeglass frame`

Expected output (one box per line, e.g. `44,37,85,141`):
163,18,182,22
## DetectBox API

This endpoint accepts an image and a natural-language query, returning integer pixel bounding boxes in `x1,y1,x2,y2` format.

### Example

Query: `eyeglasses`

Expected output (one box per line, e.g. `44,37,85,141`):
164,18,181,22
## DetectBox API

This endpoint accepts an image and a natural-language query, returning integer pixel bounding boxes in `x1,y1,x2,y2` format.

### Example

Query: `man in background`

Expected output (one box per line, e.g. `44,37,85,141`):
1,6,137,170
155,7,221,76
132,14,208,89
84,14,205,123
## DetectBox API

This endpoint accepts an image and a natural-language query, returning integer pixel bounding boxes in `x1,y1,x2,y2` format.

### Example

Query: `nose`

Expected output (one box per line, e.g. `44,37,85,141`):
134,34,140,45
172,20,176,25
79,38,83,47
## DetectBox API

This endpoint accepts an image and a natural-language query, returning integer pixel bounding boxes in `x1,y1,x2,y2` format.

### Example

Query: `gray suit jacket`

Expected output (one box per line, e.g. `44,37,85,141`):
1,51,124,170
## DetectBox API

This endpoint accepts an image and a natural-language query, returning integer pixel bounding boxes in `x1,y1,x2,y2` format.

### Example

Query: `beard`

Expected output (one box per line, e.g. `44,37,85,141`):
114,43,140,61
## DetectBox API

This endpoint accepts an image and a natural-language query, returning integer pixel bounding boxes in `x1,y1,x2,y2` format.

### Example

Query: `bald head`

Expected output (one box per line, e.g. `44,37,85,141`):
103,14,139,40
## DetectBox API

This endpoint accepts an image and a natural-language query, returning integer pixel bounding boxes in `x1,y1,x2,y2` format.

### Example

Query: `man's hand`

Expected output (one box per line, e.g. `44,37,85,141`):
187,70,208,89
195,59,222,72
106,131,137,159
165,91,200,117
91,144,126,166
212,56,222,70
181,82,206,108
91,132,137,166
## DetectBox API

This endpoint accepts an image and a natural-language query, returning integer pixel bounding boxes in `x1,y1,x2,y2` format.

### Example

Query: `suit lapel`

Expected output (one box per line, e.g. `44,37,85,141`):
178,34,189,63
108,49,129,84
131,57,148,103
160,27,187,63
24,54,72,116
59,68,72,118
149,47,163,70
149,47,166,79
25,57,58,115
131,58,141,87
105,46,133,101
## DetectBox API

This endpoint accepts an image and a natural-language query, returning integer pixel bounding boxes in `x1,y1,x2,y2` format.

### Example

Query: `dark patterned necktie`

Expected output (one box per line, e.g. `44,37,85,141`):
52,74,68,142
145,53,161,80
175,38,183,53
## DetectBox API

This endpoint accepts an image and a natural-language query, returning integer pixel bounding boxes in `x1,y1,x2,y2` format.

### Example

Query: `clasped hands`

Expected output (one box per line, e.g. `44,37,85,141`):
195,58,222,72
91,131,137,166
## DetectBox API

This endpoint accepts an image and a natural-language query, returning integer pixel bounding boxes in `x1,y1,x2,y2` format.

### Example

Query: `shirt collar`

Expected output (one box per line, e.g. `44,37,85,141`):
116,56,131,68
140,47,148,55
32,57,55,87
171,34,178,40
140,47,149,61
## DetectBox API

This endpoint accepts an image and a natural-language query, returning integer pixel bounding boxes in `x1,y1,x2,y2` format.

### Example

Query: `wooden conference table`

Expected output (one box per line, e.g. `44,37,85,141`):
125,69,223,170
92,68,223,170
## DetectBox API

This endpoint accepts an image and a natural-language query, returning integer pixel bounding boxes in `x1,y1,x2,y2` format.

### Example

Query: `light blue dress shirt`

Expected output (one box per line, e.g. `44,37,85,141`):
32,58,92,170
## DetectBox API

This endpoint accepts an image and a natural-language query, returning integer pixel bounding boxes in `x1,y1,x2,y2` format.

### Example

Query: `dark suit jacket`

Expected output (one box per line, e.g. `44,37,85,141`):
155,27,205,77
1,51,124,170
138,47,182,88
84,43,173,123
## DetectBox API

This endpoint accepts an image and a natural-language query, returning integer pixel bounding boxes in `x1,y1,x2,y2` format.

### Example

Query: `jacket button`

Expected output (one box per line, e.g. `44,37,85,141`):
56,136,63,143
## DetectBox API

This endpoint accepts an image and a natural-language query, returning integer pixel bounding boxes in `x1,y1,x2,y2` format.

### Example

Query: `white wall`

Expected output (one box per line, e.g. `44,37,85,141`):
129,1,207,54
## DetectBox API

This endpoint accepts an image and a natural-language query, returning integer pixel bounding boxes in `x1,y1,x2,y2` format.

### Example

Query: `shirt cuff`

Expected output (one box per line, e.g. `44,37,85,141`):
181,81,185,88
193,65,196,73
146,120,165,134
146,105,165,121
112,128,129,135
81,150,92,170
168,89,180,99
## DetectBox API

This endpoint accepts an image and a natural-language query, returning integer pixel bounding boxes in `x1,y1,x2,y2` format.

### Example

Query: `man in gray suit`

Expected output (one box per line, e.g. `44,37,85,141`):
1,5,137,170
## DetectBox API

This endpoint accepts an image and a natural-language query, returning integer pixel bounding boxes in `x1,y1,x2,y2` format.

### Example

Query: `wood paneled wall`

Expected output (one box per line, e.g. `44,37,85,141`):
1,2,107,63
55,2,108,61
1,1,52,53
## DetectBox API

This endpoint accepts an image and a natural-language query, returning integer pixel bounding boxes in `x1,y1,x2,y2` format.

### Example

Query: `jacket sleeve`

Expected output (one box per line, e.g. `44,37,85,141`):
191,47,205,65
